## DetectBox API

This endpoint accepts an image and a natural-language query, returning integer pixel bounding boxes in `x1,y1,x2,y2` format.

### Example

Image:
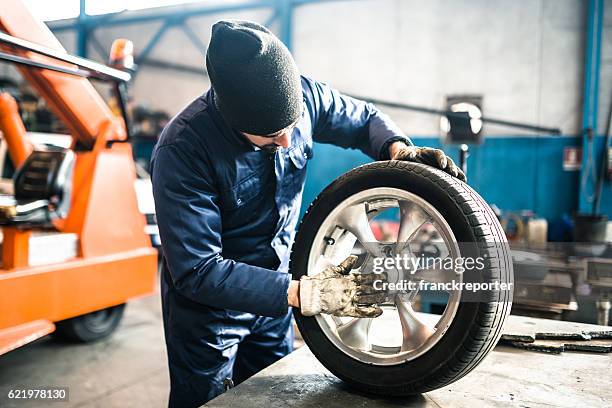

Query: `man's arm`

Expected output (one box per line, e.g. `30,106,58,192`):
287,280,300,307
304,76,412,160
151,141,291,317
304,77,465,180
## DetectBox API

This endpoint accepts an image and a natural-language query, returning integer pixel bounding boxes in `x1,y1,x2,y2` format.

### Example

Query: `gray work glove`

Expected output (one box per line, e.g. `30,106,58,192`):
300,255,387,318
391,145,466,182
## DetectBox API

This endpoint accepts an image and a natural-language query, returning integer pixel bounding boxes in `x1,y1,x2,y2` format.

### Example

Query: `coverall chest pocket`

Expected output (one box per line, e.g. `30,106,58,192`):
282,142,312,200
219,173,262,211
288,141,312,169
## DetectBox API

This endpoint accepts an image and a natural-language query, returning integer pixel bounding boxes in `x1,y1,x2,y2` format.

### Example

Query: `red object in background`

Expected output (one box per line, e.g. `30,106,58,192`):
563,147,582,171
370,222,383,240
370,221,400,241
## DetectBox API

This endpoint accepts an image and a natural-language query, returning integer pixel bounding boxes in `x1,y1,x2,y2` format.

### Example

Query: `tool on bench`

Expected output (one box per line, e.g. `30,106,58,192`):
499,331,612,354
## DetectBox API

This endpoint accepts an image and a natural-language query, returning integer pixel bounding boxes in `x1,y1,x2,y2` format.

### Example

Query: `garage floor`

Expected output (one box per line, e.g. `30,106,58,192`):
2,294,611,408
0,295,170,408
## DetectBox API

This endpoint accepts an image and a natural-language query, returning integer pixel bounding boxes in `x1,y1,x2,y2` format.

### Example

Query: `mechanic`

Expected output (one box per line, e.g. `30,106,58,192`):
151,19,466,408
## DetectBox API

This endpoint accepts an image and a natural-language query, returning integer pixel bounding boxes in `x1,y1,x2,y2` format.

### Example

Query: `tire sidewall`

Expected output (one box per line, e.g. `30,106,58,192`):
291,162,508,394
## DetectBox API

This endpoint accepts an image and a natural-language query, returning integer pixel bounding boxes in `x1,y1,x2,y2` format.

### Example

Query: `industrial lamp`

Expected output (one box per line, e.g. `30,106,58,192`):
440,95,483,145
440,95,483,175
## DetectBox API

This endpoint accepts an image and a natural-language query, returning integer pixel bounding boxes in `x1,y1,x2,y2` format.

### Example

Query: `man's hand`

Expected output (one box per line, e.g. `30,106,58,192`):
389,142,466,182
297,255,387,318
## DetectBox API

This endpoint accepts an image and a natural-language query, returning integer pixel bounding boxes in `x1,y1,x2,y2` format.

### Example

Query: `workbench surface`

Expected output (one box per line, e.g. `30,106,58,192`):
206,315,611,408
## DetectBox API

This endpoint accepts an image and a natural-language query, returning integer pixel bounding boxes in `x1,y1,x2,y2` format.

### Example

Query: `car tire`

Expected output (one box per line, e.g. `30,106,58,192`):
290,160,513,395
54,304,126,343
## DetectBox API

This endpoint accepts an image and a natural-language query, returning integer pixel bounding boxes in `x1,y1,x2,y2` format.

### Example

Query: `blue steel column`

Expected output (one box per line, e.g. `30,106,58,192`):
579,0,604,213
278,0,293,51
76,0,88,57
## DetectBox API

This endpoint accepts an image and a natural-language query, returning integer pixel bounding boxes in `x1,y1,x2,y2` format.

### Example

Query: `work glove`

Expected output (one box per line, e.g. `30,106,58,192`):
300,255,387,318
391,144,466,182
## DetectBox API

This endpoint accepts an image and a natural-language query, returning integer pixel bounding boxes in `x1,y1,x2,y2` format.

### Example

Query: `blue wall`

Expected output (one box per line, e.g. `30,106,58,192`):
301,135,612,224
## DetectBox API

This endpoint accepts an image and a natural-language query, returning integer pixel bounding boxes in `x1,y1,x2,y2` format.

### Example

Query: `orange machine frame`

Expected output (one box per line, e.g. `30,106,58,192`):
0,0,157,354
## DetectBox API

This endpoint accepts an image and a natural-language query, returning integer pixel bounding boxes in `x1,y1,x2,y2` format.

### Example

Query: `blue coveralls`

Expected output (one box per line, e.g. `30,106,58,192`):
150,76,410,407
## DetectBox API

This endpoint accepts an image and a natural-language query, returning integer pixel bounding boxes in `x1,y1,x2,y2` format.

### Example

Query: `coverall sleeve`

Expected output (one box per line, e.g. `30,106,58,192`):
303,76,413,160
151,142,291,317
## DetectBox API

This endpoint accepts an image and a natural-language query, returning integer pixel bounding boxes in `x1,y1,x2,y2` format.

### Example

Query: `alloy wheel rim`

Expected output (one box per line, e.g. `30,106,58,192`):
307,187,462,365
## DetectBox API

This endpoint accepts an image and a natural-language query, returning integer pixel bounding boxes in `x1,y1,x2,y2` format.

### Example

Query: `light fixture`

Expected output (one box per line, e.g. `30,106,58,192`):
440,95,483,145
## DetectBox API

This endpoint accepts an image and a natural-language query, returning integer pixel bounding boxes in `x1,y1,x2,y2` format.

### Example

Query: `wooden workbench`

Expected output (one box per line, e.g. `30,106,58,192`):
206,315,611,408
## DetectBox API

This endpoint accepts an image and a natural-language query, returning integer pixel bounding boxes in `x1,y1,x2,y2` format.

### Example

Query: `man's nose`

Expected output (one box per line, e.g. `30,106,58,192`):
275,132,291,148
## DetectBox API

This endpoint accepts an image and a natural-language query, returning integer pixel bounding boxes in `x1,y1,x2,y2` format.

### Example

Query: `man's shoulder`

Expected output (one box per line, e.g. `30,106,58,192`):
300,75,326,124
300,75,317,100
151,92,218,177
157,93,212,148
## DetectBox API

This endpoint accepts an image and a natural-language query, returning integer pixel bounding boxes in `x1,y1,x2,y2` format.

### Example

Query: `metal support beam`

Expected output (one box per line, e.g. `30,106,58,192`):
50,1,277,31
47,0,356,68
579,0,604,214
278,0,293,51
264,8,280,28
49,0,350,32
76,0,88,57
180,23,207,55
47,0,352,81
140,59,207,77
89,34,108,61
135,21,173,66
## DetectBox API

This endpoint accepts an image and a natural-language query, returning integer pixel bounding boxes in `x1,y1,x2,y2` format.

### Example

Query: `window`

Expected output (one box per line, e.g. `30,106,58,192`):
22,0,207,21
22,0,80,22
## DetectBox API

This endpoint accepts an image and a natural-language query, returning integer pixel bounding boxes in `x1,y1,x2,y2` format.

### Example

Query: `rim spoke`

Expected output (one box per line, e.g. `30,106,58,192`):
331,316,345,326
336,202,381,256
404,288,420,303
411,266,457,286
435,243,451,260
337,318,373,351
397,201,430,253
395,295,434,352
430,221,456,252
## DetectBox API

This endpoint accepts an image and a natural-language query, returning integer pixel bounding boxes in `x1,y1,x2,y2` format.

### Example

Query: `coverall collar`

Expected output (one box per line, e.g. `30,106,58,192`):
206,89,260,151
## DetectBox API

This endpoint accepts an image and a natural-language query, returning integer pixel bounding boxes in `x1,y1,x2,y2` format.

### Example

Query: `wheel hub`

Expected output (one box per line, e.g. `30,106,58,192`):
307,187,462,365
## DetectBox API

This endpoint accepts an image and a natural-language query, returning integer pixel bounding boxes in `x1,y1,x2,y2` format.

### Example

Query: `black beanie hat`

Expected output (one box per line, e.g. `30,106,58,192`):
206,20,302,136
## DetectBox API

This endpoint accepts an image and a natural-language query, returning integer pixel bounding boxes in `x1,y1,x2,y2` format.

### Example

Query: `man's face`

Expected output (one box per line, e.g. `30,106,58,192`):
241,121,297,153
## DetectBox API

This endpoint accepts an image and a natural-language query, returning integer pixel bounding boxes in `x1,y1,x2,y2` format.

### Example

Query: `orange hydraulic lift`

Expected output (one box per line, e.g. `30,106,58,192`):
0,0,157,354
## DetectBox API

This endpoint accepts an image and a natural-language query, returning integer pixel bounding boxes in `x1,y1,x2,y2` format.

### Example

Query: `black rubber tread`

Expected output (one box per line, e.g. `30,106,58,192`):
53,304,126,343
290,160,513,396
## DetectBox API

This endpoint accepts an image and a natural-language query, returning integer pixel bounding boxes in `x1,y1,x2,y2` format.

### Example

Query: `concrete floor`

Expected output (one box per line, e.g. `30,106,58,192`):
0,295,170,407
2,294,611,408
